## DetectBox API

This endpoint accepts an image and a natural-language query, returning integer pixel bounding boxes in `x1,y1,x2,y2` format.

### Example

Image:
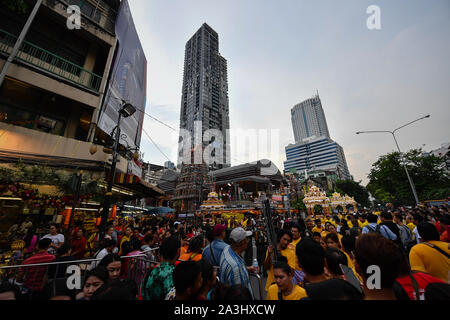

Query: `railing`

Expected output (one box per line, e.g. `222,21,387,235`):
44,0,117,35
0,249,160,300
0,28,103,92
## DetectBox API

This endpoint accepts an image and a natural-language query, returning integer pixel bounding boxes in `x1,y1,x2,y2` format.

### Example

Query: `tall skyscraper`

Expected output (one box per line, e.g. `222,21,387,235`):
178,23,230,171
284,94,352,181
291,94,330,143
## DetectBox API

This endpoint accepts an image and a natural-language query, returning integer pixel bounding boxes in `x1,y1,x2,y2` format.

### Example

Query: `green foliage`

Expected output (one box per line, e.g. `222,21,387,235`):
334,180,371,208
367,149,450,206
291,196,306,211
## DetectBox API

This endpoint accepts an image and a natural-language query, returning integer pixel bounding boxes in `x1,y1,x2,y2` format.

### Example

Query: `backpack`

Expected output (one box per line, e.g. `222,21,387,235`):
365,224,381,235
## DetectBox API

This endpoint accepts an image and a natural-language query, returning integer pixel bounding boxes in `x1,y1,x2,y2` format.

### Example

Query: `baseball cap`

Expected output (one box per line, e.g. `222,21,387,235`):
213,224,226,236
230,227,252,243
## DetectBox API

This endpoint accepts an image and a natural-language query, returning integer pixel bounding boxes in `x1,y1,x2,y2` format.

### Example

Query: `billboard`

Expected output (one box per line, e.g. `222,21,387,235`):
98,0,147,150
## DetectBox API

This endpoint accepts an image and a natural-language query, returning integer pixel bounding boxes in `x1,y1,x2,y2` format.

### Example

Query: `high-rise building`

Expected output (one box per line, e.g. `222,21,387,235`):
284,136,352,181
291,94,330,143
177,23,230,171
284,94,352,181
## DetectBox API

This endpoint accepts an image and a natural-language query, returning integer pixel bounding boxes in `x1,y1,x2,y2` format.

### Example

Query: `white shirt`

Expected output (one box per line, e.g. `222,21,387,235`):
413,226,421,244
91,248,109,269
42,233,65,255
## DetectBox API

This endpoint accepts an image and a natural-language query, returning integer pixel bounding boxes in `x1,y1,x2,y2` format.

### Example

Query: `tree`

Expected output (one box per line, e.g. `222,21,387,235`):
366,149,450,206
334,180,371,208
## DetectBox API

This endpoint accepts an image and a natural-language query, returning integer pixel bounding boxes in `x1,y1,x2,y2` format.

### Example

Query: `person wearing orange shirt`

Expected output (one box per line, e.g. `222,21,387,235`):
177,235,204,265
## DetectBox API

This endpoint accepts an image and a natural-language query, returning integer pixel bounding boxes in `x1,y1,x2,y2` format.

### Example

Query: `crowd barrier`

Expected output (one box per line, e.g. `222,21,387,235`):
0,248,267,300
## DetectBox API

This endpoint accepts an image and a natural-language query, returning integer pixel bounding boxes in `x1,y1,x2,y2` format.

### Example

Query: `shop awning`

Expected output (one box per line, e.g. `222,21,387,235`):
146,206,174,215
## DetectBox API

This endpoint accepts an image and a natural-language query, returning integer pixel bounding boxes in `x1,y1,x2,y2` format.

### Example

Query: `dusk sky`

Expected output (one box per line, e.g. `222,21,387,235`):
128,0,450,185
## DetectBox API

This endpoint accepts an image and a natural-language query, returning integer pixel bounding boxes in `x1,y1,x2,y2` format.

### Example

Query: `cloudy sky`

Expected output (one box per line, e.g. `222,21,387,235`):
128,0,450,185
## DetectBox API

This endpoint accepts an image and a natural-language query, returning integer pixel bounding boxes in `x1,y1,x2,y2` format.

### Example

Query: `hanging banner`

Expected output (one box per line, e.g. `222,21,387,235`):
97,0,147,149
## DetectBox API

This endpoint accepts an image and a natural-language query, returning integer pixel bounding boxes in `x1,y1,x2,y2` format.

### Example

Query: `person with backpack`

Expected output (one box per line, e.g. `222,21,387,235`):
409,222,450,283
394,213,416,253
362,214,397,241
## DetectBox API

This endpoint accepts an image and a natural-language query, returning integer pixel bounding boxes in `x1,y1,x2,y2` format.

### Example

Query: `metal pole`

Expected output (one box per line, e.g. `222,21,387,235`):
100,111,122,241
391,132,420,206
0,0,43,87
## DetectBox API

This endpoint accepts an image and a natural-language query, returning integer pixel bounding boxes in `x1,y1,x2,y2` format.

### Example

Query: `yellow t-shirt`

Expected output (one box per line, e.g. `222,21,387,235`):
409,241,450,283
358,220,369,228
288,238,302,270
266,284,308,300
407,223,416,239
312,227,323,234
265,248,297,292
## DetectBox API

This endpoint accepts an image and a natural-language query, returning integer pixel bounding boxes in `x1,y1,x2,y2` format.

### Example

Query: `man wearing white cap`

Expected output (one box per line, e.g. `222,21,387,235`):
219,227,259,298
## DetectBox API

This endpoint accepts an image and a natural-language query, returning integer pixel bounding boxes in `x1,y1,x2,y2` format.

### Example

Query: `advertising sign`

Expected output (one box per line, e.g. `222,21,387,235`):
98,0,147,149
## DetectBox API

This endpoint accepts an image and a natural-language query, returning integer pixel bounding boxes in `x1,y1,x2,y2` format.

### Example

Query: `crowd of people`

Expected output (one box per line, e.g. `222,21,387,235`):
0,204,449,300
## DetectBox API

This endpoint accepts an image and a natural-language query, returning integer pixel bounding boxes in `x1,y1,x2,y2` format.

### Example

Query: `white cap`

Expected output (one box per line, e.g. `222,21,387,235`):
230,227,252,243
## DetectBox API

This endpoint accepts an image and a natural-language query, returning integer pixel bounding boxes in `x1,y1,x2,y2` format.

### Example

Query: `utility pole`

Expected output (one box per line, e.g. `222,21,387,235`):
0,0,43,87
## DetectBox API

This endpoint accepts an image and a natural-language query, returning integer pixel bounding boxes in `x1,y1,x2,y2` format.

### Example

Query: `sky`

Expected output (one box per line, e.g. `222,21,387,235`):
128,0,450,185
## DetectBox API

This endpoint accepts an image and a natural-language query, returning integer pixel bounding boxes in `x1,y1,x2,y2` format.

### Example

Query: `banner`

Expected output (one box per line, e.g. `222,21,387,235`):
98,0,147,149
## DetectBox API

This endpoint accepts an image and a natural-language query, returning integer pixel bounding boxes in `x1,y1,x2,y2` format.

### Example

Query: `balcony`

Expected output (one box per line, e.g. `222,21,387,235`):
0,28,102,92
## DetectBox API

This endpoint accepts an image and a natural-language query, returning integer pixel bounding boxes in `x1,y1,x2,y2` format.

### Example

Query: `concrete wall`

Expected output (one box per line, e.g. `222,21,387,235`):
0,59,100,109
0,122,129,173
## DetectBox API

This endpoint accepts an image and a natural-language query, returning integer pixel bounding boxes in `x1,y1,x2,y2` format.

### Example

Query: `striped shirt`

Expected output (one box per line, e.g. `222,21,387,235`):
219,246,254,298
20,252,56,291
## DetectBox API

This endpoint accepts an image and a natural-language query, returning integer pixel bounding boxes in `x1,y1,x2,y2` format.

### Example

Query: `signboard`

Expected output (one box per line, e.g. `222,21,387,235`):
128,159,143,178
98,0,147,149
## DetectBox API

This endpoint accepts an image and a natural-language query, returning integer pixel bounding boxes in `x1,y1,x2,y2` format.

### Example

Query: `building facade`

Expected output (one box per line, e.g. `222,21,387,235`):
291,94,330,143
177,23,230,171
284,136,352,181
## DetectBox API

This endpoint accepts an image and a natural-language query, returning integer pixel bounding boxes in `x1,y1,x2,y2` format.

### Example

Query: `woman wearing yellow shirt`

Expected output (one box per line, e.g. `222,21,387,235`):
266,259,308,300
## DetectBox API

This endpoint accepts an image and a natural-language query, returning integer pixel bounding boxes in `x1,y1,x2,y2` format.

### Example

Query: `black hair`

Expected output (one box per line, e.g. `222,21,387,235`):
129,237,142,251
296,239,325,276
440,215,450,226
273,260,292,276
91,279,137,300
102,238,116,249
381,211,393,220
291,224,301,232
38,238,52,250
84,266,109,286
173,261,202,295
417,222,440,241
277,229,293,242
160,236,181,260
355,234,403,288
56,243,71,256
188,235,204,253
367,214,378,223
98,254,121,269
341,235,356,253
325,248,347,276
312,232,322,238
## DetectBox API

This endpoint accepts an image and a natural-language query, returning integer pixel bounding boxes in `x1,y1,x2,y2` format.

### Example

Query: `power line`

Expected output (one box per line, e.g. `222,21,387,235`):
141,127,172,163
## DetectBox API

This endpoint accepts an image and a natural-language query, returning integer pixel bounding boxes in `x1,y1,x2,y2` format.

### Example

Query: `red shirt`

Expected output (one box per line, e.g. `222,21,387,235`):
396,272,445,300
21,252,56,291
71,236,87,259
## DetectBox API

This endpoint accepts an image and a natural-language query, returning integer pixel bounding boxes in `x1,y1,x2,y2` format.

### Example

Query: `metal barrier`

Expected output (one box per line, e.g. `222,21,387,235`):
0,247,161,300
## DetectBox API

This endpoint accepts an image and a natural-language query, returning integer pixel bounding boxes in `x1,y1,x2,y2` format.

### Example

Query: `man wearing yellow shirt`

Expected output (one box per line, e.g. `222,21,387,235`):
264,230,296,292
409,222,450,283
358,215,369,228
266,259,307,300
312,219,323,234
289,225,302,271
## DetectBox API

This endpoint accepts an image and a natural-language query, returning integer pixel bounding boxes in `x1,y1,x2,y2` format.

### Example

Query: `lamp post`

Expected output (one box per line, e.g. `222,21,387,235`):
356,115,430,207
99,102,137,241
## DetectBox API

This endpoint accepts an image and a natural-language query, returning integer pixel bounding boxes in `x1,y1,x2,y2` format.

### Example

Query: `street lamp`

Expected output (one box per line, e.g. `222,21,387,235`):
99,102,137,240
356,115,430,207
